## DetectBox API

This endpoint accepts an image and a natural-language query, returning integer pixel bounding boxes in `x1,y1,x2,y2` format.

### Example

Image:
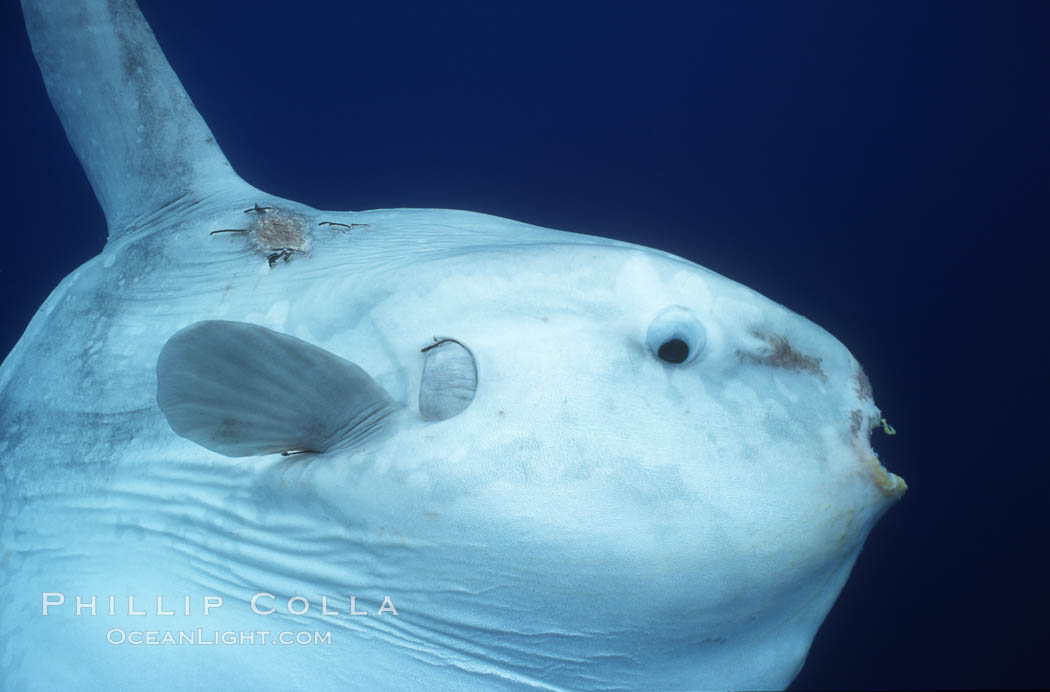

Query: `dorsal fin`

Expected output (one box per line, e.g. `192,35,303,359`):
21,0,255,241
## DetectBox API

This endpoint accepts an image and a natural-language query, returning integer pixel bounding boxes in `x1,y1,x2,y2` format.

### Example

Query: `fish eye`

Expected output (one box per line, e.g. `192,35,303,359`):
646,307,706,365
657,338,690,364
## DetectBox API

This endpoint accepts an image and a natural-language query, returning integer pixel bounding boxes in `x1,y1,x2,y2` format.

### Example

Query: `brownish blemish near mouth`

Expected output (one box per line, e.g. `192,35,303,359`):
849,409,864,436
853,366,873,401
742,331,825,379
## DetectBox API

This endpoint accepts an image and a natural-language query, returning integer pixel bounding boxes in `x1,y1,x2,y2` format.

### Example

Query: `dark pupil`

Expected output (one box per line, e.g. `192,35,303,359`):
658,338,689,364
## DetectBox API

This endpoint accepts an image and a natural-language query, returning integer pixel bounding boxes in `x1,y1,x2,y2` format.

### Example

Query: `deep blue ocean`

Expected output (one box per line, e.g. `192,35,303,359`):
3,1,1048,688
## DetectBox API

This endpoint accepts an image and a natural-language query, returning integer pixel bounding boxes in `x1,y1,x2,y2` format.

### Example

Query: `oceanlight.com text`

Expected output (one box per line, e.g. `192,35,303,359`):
106,629,332,646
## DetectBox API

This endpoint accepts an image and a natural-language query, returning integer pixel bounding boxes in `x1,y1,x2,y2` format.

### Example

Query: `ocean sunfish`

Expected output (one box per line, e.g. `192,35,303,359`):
0,0,905,689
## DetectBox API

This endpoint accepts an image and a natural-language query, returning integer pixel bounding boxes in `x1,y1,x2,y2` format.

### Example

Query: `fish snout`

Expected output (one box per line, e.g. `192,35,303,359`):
851,408,907,500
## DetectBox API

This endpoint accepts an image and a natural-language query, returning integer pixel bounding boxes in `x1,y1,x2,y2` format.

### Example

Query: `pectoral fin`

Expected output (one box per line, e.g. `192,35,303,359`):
156,321,398,457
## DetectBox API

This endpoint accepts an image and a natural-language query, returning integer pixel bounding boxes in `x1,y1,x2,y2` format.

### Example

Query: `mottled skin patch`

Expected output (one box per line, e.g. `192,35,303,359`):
211,205,312,265
742,331,825,379
849,409,864,436
249,207,309,253
853,366,873,401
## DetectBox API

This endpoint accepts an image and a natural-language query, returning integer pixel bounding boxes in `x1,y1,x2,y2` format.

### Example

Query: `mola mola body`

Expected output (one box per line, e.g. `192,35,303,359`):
1,0,904,689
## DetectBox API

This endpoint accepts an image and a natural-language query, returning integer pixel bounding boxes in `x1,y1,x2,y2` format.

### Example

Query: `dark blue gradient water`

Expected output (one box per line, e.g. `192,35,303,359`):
3,1,1048,688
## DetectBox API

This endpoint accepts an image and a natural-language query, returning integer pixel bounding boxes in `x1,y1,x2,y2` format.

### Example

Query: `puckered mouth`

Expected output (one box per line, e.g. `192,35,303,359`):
864,453,908,498
856,412,908,499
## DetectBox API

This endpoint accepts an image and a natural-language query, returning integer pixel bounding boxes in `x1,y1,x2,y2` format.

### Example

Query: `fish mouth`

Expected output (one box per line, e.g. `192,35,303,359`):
864,452,908,498
855,413,908,499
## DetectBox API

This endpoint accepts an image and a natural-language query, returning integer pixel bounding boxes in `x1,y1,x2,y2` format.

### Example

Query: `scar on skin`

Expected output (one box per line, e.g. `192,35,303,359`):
741,331,825,379
319,221,370,231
